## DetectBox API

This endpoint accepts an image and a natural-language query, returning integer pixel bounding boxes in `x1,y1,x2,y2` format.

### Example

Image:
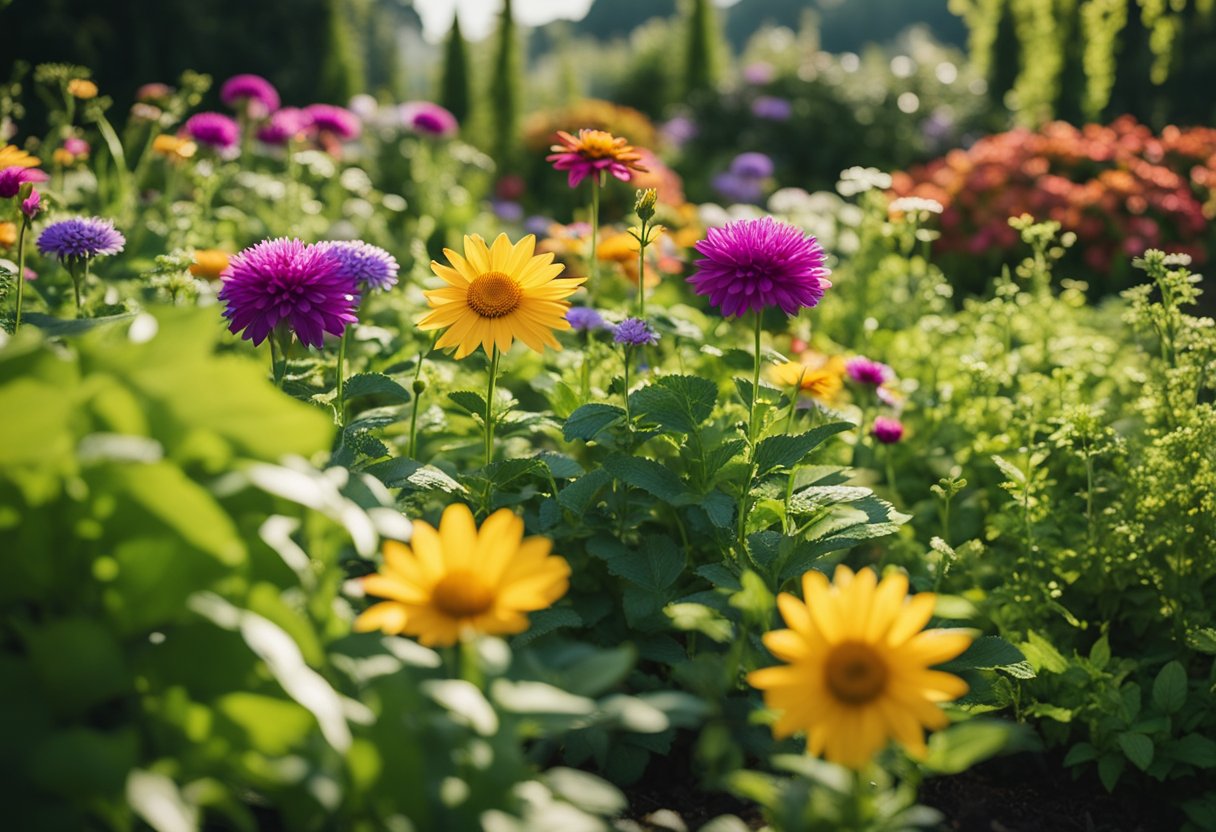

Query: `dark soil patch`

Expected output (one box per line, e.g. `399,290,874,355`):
921,752,1182,832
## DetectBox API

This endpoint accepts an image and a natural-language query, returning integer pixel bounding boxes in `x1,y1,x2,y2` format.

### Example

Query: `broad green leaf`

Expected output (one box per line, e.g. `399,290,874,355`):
1151,660,1187,714
1185,627,1216,655
30,727,138,798
666,603,734,643
1063,742,1099,767
1168,734,1216,768
343,372,410,404
513,607,583,646
941,636,1035,679
1118,732,1154,771
446,390,487,418
923,720,1023,774
628,374,717,434
604,454,689,503
754,422,852,477
1020,630,1068,674
534,451,584,480
588,537,685,592
481,458,548,489
557,468,612,514
1097,754,1125,791
26,618,129,718
563,403,625,441
543,768,627,816
364,458,465,494
215,693,314,756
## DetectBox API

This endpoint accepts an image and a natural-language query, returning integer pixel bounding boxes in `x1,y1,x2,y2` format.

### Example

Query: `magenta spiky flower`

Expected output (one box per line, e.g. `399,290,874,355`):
257,107,311,145
871,416,904,444
845,357,894,386
400,101,459,138
220,74,280,118
36,217,125,260
0,165,48,199
184,112,240,151
689,217,831,317
316,240,399,293
219,238,359,349
304,104,361,141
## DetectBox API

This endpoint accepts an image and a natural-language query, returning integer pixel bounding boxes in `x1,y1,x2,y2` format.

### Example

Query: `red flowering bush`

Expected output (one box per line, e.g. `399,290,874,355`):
892,117,1216,287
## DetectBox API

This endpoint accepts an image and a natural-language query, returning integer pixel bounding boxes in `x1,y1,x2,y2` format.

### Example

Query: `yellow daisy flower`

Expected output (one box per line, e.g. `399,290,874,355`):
770,353,846,404
0,144,41,169
354,503,571,647
152,134,197,162
748,565,973,770
417,233,586,359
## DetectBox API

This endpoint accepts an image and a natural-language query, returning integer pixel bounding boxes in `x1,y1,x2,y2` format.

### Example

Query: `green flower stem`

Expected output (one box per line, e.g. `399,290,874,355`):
485,347,501,467
588,173,601,299
622,346,633,427
13,217,29,333
94,113,131,218
459,637,483,691
636,220,648,318
335,326,350,425
67,259,85,318
407,338,435,460
269,335,286,389
579,332,592,402
885,447,898,499
737,310,764,555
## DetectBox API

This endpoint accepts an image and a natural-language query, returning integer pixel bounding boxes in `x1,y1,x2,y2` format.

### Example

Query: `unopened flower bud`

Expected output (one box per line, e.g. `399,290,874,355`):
635,188,658,221
412,378,427,395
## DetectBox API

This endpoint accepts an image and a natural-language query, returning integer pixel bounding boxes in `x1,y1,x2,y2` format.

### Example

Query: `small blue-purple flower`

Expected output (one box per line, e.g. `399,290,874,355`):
566,306,607,333
751,96,792,121
36,217,126,261
219,238,358,349
316,240,399,293
731,152,774,180
613,317,659,347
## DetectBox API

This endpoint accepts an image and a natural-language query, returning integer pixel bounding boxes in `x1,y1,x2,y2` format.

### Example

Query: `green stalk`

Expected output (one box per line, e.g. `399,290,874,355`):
588,173,600,299
736,310,764,555
636,218,647,318
622,346,632,427
335,326,350,426
484,347,501,467
13,217,28,332
269,335,286,388
407,340,433,460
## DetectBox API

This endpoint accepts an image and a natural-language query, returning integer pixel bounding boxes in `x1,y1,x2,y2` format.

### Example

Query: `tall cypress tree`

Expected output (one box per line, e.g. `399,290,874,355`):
320,0,365,103
439,13,472,123
683,0,721,99
489,0,523,168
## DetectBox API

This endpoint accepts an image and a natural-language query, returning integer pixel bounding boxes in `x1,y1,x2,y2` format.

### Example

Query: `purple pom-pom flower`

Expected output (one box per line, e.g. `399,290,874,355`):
871,416,904,444
613,317,660,347
305,104,362,141
257,107,311,146
315,240,399,293
184,112,240,151
219,238,359,349
220,74,280,118
566,306,607,333
689,217,831,317
845,357,894,387
36,217,125,261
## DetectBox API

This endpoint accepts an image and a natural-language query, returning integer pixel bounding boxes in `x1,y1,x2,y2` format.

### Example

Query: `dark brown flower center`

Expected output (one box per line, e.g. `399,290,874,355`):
431,569,495,618
467,271,523,318
825,641,889,705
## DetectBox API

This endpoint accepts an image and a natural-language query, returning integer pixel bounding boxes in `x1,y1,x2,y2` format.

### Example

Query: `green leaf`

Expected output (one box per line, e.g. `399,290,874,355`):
941,636,1035,679
446,390,487,418
364,458,465,494
514,607,583,646
588,537,685,592
534,451,584,480
1185,627,1216,655
343,372,410,404
1097,754,1125,791
628,374,717,434
665,603,733,643
30,727,138,798
604,454,689,503
1020,630,1068,674
215,693,314,756
705,439,746,474
563,403,625,441
557,468,612,514
1168,734,1216,768
1151,661,1188,714
543,768,627,816
25,618,130,717
992,455,1027,485
23,311,136,336
695,563,742,590
923,720,1023,774
700,490,735,528
481,458,548,489
1118,733,1154,771
1063,742,1099,767
754,422,852,477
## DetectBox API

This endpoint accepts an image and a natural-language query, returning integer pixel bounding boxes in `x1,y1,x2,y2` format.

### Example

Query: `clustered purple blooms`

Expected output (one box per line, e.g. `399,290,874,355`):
713,152,775,204
219,238,358,349
316,240,399,293
305,104,361,141
871,416,905,444
36,217,126,261
400,101,459,138
220,74,280,118
0,166,48,199
845,356,894,387
257,107,310,146
689,217,831,318
184,112,241,151
566,306,607,333
751,96,792,121
613,317,660,347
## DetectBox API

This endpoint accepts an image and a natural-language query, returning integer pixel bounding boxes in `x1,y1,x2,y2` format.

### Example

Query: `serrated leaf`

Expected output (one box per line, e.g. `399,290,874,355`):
629,374,717,434
754,422,852,477
342,372,410,404
941,636,1035,679
481,458,548,489
1020,630,1068,674
1168,734,1216,768
705,439,746,473
788,484,873,514
447,390,487,418
1151,660,1187,714
992,454,1026,485
1118,733,1154,771
700,490,735,528
695,563,742,590
534,451,584,480
557,468,611,514
604,454,689,503
563,403,625,441
364,458,465,494
513,607,583,646
587,537,685,592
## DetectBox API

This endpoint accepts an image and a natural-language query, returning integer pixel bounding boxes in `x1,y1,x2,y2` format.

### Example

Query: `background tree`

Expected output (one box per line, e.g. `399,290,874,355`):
438,13,472,124
489,0,523,169
683,0,724,99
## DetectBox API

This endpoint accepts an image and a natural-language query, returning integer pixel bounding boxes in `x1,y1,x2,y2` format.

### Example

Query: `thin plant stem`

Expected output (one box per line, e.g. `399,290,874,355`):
784,387,800,435
737,310,764,555
579,333,592,401
588,174,600,299
336,326,350,425
636,219,647,318
484,347,501,467
13,218,28,333
407,339,434,460
269,336,286,388
622,346,632,427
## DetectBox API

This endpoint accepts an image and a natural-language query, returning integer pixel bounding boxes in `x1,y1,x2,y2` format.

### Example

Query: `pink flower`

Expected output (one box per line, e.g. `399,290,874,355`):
0,166,49,199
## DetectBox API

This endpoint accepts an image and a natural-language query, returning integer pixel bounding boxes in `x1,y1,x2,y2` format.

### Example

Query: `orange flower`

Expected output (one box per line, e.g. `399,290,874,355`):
67,79,99,100
189,249,231,280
